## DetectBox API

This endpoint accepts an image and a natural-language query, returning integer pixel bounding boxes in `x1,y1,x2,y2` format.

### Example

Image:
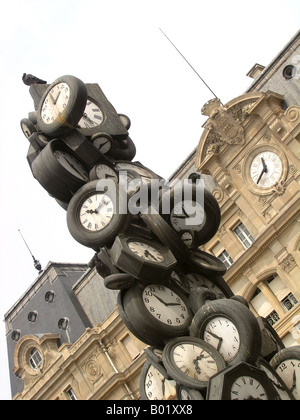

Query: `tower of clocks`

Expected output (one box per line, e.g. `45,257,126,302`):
6,30,300,400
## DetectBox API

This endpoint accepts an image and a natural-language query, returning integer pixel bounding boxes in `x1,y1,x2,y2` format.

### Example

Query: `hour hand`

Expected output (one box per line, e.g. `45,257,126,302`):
152,294,168,305
256,158,268,184
206,330,223,351
261,157,268,172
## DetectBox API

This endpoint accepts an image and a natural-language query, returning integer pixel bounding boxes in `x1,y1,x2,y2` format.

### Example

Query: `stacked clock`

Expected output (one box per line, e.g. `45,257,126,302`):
22,75,298,400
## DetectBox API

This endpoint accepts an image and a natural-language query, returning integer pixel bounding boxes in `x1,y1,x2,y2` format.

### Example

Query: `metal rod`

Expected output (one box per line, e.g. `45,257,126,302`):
159,28,222,104
18,229,35,259
18,229,42,272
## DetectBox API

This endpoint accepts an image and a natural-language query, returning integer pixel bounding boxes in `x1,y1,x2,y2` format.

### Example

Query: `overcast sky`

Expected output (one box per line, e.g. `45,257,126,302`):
0,0,299,400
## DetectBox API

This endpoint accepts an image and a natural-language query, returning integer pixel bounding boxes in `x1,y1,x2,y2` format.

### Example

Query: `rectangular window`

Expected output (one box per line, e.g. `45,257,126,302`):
233,223,254,249
281,292,298,312
66,387,78,401
218,250,234,268
266,310,280,327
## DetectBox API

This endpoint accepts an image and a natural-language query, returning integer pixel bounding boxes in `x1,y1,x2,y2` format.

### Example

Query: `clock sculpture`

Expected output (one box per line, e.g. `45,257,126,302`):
22,75,297,400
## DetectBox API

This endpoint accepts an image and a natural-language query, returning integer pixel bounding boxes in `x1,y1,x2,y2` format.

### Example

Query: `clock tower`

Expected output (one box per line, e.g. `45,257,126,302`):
195,31,300,346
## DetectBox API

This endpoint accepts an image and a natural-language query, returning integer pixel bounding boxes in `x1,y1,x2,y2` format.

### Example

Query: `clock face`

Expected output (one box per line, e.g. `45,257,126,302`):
54,150,89,181
170,342,219,382
95,164,118,183
79,193,114,232
142,363,177,400
142,284,189,326
170,200,206,232
250,151,282,188
275,358,300,400
203,316,241,363
230,376,268,400
41,82,70,124
78,99,104,128
128,241,165,263
258,362,293,400
92,136,112,154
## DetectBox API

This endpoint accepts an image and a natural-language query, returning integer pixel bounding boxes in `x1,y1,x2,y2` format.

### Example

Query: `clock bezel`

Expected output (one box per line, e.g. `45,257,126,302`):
120,281,193,347
77,83,128,139
37,75,88,138
207,361,280,400
189,298,262,366
162,336,226,390
243,144,288,195
66,180,132,249
139,359,176,400
110,234,177,283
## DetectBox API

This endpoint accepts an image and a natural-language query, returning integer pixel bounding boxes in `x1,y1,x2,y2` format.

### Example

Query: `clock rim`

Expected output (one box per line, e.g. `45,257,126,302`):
189,298,262,366
121,281,193,347
110,234,177,283
37,75,87,138
161,183,221,246
162,336,226,390
207,361,279,400
139,359,171,400
66,180,132,249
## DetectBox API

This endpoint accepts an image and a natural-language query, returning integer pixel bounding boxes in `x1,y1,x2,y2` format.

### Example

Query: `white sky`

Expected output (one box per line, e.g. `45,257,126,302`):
0,0,299,400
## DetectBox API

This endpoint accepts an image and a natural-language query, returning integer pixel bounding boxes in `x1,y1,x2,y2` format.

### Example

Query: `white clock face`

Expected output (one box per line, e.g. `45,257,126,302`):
78,99,104,128
41,82,70,124
143,365,177,400
128,241,164,263
170,200,206,232
142,284,189,326
80,193,114,231
203,316,240,362
250,151,282,188
259,364,292,400
275,358,300,400
54,150,89,181
172,343,218,382
230,376,268,400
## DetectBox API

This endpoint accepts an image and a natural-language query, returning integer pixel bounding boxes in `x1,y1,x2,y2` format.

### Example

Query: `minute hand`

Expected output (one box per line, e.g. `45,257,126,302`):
152,294,181,306
256,157,268,184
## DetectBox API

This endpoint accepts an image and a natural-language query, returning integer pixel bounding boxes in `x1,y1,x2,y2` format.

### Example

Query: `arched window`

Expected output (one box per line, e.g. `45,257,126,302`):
29,348,42,371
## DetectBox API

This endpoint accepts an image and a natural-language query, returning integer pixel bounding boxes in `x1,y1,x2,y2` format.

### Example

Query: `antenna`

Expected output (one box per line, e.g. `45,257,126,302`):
18,229,43,273
159,28,223,105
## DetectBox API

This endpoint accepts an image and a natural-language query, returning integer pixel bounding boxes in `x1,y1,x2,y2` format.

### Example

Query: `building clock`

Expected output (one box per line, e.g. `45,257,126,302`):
250,151,283,188
243,145,287,194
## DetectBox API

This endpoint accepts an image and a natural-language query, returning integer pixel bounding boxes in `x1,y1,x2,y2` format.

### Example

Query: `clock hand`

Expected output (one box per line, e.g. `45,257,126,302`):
144,250,158,261
262,157,268,172
193,354,205,375
49,93,56,104
290,370,297,392
53,90,61,105
152,294,169,305
152,294,181,307
206,330,223,351
182,204,196,219
256,157,268,184
82,112,97,125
